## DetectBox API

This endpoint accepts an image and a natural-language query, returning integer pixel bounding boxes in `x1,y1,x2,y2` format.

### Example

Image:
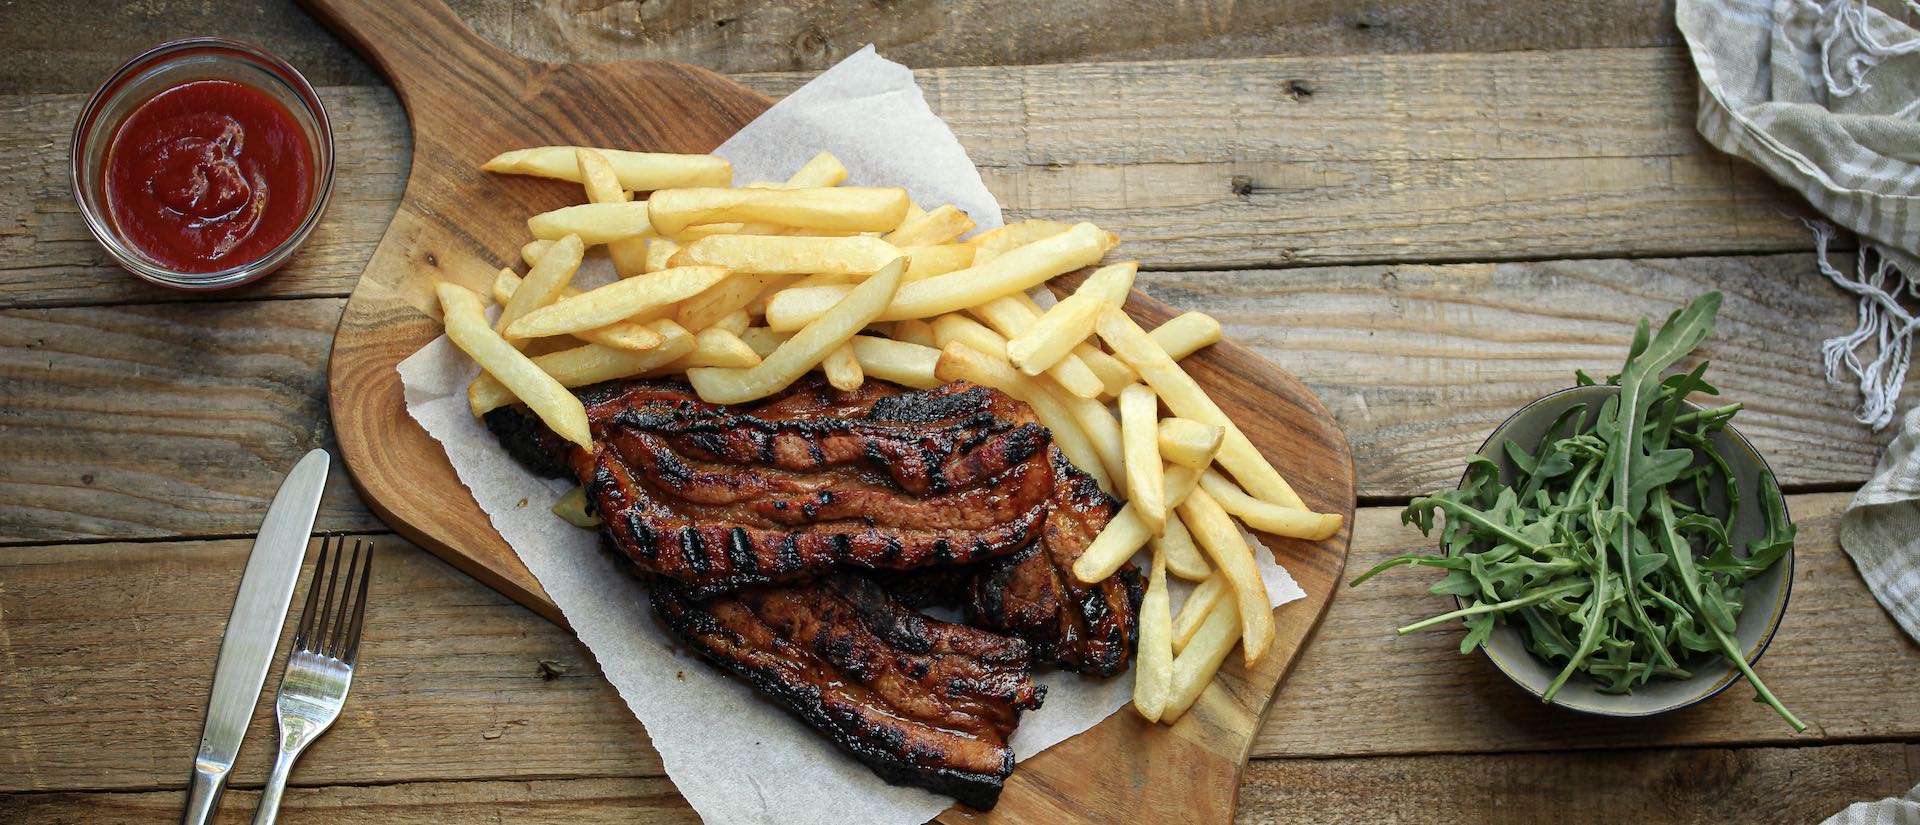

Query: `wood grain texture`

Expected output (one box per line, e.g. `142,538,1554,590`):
5,254,1906,544
310,3,1352,822
5,496,1912,796
3,743,1912,825
5,48,1826,309
0,0,1679,96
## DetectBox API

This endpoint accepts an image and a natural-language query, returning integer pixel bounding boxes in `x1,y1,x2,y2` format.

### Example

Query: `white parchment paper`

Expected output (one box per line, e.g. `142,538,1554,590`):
396,47,1304,825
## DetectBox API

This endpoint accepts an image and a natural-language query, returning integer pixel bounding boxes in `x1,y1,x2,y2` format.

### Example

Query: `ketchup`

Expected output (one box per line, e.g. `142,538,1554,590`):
104,79,313,273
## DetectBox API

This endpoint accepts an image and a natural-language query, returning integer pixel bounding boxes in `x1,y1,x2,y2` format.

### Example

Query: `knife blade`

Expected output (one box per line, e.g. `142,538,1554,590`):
180,448,330,825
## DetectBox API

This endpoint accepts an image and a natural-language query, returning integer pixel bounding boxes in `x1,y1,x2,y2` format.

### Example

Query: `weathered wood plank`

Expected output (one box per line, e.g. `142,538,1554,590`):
0,0,1680,96
4,495,1912,794
1,744,1908,825
5,48,1820,309
3,253,1899,543
0,298,380,543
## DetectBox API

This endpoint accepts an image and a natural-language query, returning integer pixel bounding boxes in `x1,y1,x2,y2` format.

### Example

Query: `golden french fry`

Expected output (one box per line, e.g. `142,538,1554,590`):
670,234,902,276
739,327,792,358
1097,304,1305,509
506,266,731,339
1076,343,1137,396
848,335,940,389
521,238,555,268
495,234,586,341
1120,384,1167,535
468,319,694,414
902,244,976,281
1161,591,1241,723
576,148,629,204
932,313,1010,359
883,204,973,247
550,486,601,528
1171,572,1228,652
1198,470,1343,540
783,151,849,188
648,187,909,235
439,282,590,447
763,222,1108,329
1153,511,1212,582
1163,463,1202,508
712,309,751,336
1158,417,1225,469
644,240,681,273
966,296,1106,399
1178,487,1274,665
900,201,926,223
1133,550,1174,722
528,201,654,245
822,343,863,391
677,273,773,332
490,269,665,352
1071,467,1202,582
1150,311,1222,361
1051,384,1128,493
673,328,760,369
1078,260,1139,304
482,146,730,190
890,319,937,348
933,342,1112,493
967,219,1074,263
1008,292,1103,375
687,257,905,404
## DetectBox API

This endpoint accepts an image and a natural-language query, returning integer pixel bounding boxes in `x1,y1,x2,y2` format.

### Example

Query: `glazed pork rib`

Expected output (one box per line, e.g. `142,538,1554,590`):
652,574,1045,809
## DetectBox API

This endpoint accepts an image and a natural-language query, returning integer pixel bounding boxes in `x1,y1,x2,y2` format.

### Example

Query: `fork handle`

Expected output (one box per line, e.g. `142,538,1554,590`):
250,747,300,825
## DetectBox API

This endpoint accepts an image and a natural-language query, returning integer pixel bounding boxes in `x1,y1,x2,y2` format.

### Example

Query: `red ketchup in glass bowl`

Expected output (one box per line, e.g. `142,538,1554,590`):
104,79,315,273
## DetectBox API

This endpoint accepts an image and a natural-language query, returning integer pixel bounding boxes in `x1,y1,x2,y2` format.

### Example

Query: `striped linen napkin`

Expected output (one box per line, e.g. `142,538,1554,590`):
1677,0,1920,430
1821,782,1920,825
1839,406,1920,643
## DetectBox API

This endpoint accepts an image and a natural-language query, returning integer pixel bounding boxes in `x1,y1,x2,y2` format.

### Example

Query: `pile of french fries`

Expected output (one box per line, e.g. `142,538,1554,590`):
438,145,1344,726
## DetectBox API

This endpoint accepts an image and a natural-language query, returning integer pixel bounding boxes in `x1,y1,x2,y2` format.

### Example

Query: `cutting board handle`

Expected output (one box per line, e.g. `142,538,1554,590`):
297,0,525,108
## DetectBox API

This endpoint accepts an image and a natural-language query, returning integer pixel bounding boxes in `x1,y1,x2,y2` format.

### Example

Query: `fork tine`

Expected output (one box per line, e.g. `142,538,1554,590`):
341,539,374,663
310,534,346,652
326,540,364,659
292,535,332,650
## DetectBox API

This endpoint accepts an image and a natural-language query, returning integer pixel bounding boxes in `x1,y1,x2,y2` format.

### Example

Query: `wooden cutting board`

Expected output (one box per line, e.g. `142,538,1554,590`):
312,2,1355,821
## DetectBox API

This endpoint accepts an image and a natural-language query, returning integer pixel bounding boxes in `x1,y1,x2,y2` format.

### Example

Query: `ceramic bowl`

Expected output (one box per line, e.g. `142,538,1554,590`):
1465,384,1793,718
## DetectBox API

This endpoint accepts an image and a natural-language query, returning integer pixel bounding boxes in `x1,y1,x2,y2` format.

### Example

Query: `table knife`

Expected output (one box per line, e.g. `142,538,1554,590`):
180,448,331,825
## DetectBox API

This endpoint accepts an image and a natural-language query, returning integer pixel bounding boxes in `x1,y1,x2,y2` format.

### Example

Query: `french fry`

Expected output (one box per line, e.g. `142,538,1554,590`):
931,313,1010,360
467,319,695,414
1161,591,1241,723
506,266,731,339
1077,260,1139,304
1171,572,1228,652
966,219,1073,263
438,282,590,447
1153,511,1212,582
492,268,666,352
644,239,681,273
1149,311,1222,361
648,187,909,235
848,335,940,389
890,319,937,348
966,296,1106,399
883,204,973,247
521,239,555,268
739,327,793,357
1198,470,1343,541
933,342,1113,493
902,244,976,281
550,486,601,528
1119,384,1167,535
669,234,902,276
822,343,863,391
482,146,731,190
495,234,586,342
676,273,774,332
763,222,1109,330
1097,304,1306,509
1132,550,1174,722
675,328,761,368
528,201,655,245
1052,384,1128,494
577,149,650,277
687,257,905,404
1071,467,1203,582
712,309,751,336
1008,292,1103,375
900,201,927,223
1177,487,1274,665
1076,344,1137,396
1157,417,1225,469
782,151,850,188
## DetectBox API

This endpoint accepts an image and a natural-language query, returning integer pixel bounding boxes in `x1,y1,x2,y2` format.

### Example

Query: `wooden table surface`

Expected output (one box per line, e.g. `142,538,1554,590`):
3,2,1917,822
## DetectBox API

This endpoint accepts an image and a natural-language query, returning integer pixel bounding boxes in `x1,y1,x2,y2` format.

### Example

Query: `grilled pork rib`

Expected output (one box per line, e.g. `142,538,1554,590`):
652,574,1044,809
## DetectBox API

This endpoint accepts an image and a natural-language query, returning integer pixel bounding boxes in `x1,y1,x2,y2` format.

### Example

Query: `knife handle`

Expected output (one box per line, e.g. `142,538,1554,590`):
180,760,228,825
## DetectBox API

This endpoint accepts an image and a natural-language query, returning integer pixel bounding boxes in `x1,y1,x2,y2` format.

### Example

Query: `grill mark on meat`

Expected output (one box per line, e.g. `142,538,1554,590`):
653,575,1043,809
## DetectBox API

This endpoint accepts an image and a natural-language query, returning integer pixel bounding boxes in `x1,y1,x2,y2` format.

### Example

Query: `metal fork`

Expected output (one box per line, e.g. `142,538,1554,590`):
251,535,374,825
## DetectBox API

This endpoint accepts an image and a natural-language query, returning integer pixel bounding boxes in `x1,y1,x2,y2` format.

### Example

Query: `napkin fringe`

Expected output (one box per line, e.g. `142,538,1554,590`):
1810,221,1920,430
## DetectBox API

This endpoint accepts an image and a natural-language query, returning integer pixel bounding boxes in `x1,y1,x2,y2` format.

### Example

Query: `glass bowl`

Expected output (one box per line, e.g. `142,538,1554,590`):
70,37,335,290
